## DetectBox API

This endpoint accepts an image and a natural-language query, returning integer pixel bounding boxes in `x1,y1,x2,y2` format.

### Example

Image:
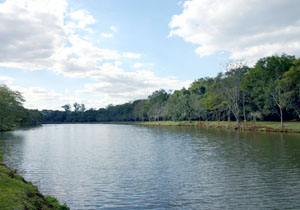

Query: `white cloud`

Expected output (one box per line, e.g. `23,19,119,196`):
101,33,113,38
0,76,14,85
68,9,95,30
0,0,139,74
0,76,76,110
169,0,300,63
0,0,191,109
133,62,153,69
110,26,118,32
0,0,67,70
76,62,191,106
133,62,143,69
3,82,105,110
10,86,74,110
122,52,142,59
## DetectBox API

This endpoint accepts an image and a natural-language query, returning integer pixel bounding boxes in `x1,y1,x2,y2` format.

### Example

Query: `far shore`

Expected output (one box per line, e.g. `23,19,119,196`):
105,121,300,133
32,121,300,133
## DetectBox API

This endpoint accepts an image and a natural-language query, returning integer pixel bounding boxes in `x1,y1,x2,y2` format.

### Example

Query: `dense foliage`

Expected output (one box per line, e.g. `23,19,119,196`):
42,55,300,128
0,85,42,131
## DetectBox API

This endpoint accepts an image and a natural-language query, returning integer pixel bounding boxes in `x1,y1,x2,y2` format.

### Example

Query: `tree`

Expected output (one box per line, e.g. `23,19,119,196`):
147,89,169,121
133,100,147,121
0,85,25,131
222,63,249,124
73,102,80,112
62,104,71,112
188,78,212,121
281,59,300,119
80,104,86,112
253,55,295,127
189,93,207,121
204,74,227,124
165,90,183,121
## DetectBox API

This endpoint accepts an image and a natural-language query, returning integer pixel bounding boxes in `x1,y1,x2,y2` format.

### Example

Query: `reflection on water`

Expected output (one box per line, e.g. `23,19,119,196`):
1,124,300,209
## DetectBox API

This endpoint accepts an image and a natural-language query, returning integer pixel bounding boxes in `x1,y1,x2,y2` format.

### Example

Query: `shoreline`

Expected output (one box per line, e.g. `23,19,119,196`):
0,153,69,210
40,121,300,133
123,121,300,133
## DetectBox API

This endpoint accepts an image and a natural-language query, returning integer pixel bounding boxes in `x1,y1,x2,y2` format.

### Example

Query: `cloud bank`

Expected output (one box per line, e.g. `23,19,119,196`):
0,0,190,109
169,0,300,63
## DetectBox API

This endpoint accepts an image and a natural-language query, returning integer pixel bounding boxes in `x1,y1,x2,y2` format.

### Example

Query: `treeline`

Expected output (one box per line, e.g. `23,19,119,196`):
42,54,300,127
0,85,42,131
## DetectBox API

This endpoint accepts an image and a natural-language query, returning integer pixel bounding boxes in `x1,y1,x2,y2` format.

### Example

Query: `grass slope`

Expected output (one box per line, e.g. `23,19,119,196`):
130,121,300,133
0,154,69,210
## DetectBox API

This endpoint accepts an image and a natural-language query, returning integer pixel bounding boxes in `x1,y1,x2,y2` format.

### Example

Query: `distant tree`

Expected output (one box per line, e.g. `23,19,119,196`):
222,63,249,124
147,89,169,121
204,74,227,125
133,100,147,121
189,78,213,121
165,90,183,121
62,104,71,112
254,55,295,127
281,59,300,119
38,54,300,125
80,104,86,112
73,102,80,112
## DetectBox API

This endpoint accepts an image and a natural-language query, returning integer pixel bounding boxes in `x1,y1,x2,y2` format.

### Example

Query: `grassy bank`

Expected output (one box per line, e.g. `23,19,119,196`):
129,121,300,133
0,154,69,210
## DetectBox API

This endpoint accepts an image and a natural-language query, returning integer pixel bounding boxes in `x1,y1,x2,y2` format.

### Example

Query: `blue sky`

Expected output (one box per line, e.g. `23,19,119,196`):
0,0,299,110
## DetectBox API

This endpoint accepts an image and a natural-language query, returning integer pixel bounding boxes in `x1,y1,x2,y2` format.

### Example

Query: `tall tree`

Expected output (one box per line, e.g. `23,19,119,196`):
147,89,169,121
133,100,147,121
204,75,227,125
62,104,71,112
281,59,300,119
222,63,249,124
73,102,80,112
0,85,25,131
253,55,295,127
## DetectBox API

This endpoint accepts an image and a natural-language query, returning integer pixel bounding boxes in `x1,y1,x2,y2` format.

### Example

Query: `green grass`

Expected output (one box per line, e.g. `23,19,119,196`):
0,153,69,210
254,121,300,130
130,121,300,133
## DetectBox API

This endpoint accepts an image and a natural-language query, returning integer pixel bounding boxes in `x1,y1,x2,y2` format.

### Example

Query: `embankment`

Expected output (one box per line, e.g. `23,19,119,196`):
129,121,300,133
0,153,69,210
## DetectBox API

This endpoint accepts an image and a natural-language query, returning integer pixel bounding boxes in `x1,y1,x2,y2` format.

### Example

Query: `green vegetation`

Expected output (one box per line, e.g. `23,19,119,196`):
0,85,42,132
1,55,297,133
131,121,300,133
0,153,69,210
41,54,300,132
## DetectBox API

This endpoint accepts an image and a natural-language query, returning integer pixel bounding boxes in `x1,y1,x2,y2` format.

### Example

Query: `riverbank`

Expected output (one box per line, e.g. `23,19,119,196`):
126,121,300,133
0,154,69,210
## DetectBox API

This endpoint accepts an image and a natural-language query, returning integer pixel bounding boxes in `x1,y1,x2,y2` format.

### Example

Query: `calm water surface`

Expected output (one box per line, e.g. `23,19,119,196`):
0,124,300,209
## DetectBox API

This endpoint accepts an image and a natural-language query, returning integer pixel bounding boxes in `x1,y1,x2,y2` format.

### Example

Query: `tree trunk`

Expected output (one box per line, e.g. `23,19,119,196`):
243,105,246,125
236,117,240,125
242,92,247,123
216,110,220,127
227,109,231,124
280,107,283,128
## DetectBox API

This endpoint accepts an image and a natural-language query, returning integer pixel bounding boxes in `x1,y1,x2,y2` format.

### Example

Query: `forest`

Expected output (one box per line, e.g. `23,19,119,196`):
41,54,300,128
0,85,42,131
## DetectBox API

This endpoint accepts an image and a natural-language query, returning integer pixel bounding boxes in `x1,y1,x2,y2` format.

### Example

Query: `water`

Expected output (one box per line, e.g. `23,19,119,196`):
1,124,300,209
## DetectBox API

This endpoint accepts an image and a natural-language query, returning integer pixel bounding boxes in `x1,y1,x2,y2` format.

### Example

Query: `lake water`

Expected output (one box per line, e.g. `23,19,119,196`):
1,124,300,209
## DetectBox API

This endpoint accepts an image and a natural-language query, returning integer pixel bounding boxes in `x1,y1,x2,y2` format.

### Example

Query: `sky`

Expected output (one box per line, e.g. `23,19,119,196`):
0,0,300,110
